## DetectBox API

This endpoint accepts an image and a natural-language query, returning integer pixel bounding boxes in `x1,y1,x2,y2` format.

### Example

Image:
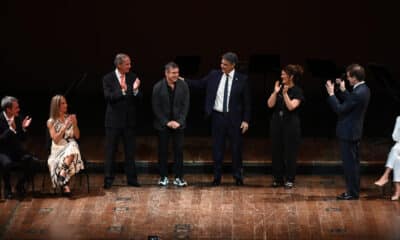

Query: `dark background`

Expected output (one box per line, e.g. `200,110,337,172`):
1,0,399,138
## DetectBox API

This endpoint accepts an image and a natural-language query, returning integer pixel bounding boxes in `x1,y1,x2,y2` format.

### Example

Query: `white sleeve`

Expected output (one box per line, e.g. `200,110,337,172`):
392,116,400,142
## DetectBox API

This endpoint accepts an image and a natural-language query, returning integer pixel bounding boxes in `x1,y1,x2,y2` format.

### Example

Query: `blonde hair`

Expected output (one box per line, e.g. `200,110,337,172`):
49,95,66,121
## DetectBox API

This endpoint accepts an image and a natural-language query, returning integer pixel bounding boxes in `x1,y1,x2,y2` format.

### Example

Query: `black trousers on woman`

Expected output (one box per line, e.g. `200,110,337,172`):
270,114,301,182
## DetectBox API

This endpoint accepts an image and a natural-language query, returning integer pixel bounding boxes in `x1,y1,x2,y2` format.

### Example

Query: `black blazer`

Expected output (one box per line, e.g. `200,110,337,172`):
152,79,190,130
0,113,26,160
327,83,370,141
103,71,141,128
187,69,251,127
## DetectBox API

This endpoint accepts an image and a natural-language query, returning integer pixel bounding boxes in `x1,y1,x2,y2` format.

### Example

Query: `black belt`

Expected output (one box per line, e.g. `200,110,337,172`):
213,110,229,116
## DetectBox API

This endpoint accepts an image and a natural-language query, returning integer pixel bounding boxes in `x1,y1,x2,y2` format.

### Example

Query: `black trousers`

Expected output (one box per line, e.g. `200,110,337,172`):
0,153,33,191
339,139,360,197
270,115,301,182
104,127,137,185
212,111,243,180
158,128,184,178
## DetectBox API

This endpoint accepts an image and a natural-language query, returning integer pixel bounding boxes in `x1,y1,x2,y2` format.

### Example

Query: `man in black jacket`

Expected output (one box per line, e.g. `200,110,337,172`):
152,62,190,187
326,64,370,200
0,96,33,199
102,53,141,189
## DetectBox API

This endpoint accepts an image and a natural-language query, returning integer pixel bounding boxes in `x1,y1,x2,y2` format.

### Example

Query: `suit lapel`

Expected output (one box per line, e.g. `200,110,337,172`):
162,79,170,107
215,71,223,89
228,71,239,106
112,72,121,90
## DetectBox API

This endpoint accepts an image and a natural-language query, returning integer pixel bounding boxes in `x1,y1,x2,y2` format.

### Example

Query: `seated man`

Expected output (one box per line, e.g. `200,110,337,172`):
0,96,34,199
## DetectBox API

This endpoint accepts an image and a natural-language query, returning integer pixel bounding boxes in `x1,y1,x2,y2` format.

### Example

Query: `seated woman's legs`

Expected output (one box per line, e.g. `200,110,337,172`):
375,167,392,186
59,154,74,193
375,145,398,186
392,157,400,200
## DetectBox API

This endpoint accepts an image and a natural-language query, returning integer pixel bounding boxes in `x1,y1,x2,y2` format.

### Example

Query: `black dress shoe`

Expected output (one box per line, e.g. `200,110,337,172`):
4,190,13,199
212,179,221,186
16,182,26,196
127,181,141,187
336,192,359,200
103,182,112,189
235,178,244,186
271,181,284,188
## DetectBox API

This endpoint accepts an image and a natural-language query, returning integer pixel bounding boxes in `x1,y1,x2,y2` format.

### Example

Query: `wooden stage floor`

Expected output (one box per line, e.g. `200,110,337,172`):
1,174,399,239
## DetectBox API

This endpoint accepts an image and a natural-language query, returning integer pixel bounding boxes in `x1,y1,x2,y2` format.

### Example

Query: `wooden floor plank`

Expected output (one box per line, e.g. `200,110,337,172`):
1,174,399,239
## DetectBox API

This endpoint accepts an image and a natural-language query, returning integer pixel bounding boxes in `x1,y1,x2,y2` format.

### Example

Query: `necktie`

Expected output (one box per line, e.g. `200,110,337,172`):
222,74,229,113
120,74,126,88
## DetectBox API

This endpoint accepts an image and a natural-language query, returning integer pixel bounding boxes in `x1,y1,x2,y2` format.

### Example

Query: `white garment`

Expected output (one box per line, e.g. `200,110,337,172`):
386,142,400,182
386,116,400,182
392,116,400,142
47,118,84,188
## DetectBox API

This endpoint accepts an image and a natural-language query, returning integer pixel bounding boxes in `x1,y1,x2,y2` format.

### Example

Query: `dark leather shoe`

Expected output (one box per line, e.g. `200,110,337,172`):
103,182,112,189
4,189,13,199
16,182,26,196
336,192,359,200
272,181,284,188
127,181,141,187
212,179,221,186
235,178,244,186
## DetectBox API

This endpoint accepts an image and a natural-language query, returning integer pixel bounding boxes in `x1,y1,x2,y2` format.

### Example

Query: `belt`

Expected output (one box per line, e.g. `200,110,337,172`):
212,110,229,116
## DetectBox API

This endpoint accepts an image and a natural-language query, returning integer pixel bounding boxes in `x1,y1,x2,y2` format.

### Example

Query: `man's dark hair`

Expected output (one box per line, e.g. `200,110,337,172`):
346,64,366,81
222,52,238,65
164,62,179,71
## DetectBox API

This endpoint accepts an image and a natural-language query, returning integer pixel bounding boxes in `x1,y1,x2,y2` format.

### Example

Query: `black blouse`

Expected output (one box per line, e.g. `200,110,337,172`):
273,85,304,117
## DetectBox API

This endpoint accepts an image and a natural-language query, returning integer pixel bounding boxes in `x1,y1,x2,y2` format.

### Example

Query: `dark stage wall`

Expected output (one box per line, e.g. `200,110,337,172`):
1,1,399,137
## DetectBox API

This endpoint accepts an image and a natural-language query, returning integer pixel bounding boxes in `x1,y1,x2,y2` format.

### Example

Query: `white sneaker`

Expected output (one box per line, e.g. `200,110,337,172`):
173,178,187,187
158,177,169,186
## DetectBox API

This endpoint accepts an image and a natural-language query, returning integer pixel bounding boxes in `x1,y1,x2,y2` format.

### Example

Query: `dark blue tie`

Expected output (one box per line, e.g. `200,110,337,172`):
222,74,229,113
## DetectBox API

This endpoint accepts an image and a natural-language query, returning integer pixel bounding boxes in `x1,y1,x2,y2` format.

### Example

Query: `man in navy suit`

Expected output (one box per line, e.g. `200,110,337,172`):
326,64,370,200
102,53,141,189
185,52,251,186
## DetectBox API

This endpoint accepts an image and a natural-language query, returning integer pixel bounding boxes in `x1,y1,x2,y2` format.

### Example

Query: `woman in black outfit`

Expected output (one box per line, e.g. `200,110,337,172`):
267,64,304,188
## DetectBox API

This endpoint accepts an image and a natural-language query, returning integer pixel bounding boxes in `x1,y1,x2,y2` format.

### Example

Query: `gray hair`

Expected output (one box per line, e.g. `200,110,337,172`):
164,62,179,71
222,52,238,65
114,53,130,67
1,96,18,110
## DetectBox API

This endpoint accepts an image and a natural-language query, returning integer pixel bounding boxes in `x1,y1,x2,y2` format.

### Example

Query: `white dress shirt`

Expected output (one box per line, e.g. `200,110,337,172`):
3,111,16,134
353,81,365,90
214,69,235,112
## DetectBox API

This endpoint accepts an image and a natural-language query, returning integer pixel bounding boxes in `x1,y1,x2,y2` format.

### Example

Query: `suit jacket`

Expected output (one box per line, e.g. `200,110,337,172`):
327,83,370,141
187,69,251,127
103,71,141,128
152,79,190,130
0,113,27,160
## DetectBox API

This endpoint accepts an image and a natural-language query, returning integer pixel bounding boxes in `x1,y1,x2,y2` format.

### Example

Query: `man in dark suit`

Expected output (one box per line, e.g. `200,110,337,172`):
0,96,33,199
152,62,190,187
326,64,370,200
184,52,251,186
103,53,141,189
